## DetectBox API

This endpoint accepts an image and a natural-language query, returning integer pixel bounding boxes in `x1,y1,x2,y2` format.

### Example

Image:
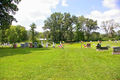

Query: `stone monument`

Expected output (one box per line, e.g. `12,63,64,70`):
21,43,25,48
34,42,37,48
112,47,120,54
29,43,32,48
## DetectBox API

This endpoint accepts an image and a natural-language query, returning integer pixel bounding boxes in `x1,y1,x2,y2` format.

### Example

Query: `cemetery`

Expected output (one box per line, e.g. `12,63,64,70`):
0,0,120,79
0,41,120,80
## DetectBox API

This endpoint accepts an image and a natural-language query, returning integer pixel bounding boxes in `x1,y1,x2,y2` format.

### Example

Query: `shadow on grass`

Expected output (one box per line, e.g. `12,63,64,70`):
0,47,51,58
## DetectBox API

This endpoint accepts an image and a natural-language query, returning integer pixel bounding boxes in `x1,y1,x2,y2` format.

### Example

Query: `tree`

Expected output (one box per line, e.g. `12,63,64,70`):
75,15,86,41
62,13,73,41
6,25,28,43
43,12,63,42
30,23,36,43
85,18,99,40
6,26,17,43
90,32,100,41
0,0,21,44
101,19,120,38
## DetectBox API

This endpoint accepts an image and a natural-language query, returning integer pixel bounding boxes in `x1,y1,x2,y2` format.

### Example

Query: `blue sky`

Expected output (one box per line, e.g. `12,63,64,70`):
12,0,120,33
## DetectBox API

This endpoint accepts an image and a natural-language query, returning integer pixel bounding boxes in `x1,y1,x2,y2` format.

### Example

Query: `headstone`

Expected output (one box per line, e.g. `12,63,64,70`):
13,44,17,48
8,42,10,46
34,42,37,48
25,43,29,47
96,43,101,49
87,43,91,48
29,43,32,48
46,42,48,48
21,43,25,48
112,47,120,54
90,41,92,42
41,41,43,47
96,43,108,51
53,42,55,48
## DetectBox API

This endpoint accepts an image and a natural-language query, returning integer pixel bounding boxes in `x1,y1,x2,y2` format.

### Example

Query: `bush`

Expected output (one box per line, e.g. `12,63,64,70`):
38,44,43,48
48,43,51,46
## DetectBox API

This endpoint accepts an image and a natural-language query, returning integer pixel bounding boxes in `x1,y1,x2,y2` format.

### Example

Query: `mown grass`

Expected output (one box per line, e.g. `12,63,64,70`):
0,41,120,80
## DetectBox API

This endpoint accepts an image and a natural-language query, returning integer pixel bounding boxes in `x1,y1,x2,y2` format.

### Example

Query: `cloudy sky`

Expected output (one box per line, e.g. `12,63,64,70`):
12,0,120,33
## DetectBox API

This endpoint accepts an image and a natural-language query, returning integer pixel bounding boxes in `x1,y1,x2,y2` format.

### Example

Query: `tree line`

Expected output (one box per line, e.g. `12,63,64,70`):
43,12,120,42
0,12,120,44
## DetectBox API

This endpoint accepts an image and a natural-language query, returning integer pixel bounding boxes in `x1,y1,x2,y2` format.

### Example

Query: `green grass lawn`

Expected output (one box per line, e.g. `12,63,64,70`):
0,41,120,80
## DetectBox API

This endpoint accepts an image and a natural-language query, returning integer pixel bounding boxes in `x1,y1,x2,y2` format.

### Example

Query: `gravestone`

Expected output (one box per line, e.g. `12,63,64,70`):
25,43,29,47
96,43,101,49
29,43,32,48
112,47,120,54
34,42,37,48
87,43,91,48
21,43,25,48
8,42,10,46
13,44,17,48
46,42,48,48
96,43,108,51
53,42,55,48
41,41,43,47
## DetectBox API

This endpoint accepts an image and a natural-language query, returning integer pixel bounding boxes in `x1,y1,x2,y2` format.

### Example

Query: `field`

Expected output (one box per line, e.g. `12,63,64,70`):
0,41,120,80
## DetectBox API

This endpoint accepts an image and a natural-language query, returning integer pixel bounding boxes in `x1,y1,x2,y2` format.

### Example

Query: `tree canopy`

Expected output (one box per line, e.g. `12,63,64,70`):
0,0,21,44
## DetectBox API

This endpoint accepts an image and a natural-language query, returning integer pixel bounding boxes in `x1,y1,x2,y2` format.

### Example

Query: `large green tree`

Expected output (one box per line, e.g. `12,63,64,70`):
0,0,21,44
75,15,86,41
85,18,99,40
6,25,28,43
30,23,36,43
43,12,63,42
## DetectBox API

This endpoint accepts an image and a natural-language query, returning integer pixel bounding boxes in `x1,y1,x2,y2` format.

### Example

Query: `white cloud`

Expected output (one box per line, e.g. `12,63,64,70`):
85,0,120,33
12,0,60,32
102,0,119,9
12,0,69,32
62,0,68,7
14,0,59,22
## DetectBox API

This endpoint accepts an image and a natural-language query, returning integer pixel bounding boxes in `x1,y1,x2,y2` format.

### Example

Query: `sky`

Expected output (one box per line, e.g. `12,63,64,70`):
12,0,120,33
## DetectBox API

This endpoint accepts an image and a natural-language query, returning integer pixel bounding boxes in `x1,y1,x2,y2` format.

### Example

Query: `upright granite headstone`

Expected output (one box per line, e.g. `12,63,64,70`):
21,43,25,48
112,47,120,54
29,43,32,48
87,43,91,48
34,42,37,48
25,43,29,47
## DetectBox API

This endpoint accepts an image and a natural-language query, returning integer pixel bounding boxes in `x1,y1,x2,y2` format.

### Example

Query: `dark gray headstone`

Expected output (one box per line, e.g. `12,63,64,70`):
34,42,37,48
21,43,25,48
112,47,120,54
25,43,29,47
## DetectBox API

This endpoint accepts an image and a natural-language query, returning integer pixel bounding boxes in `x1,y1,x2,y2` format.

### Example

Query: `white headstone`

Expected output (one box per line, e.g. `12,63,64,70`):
53,42,55,48
46,42,48,48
